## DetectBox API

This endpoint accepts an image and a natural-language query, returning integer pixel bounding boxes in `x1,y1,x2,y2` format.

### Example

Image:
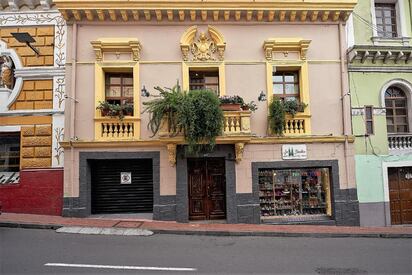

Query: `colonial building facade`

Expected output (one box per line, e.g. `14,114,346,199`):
56,0,359,225
347,0,412,226
0,0,67,215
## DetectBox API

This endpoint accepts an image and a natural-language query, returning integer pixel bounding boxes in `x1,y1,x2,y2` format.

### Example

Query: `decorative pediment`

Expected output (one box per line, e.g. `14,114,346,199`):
180,25,226,62
90,38,142,61
263,38,311,61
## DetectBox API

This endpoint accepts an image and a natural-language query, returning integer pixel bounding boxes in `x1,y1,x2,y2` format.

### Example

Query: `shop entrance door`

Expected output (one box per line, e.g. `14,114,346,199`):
389,167,412,225
188,158,226,220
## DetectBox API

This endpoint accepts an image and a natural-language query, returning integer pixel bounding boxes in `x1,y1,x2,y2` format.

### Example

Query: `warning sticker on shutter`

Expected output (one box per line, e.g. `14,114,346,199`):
120,172,132,184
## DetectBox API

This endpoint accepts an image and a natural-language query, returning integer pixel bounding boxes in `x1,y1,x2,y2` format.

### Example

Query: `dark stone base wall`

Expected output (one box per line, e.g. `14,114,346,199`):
236,194,261,224
153,195,177,221
334,188,360,226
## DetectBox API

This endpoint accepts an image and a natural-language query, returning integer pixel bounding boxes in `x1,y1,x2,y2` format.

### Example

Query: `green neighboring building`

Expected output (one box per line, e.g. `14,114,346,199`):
348,0,412,226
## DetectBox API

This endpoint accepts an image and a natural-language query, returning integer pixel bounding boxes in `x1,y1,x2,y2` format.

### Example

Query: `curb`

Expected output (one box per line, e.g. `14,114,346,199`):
1,221,412,238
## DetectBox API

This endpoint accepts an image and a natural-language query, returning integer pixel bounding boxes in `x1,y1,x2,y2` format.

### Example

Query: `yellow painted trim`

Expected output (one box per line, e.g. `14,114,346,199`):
91,38,142,61
60,135,354,149
182,61,225,95
263,38,311,61
54,0,358,11
68,60,341,65
94,61,140,140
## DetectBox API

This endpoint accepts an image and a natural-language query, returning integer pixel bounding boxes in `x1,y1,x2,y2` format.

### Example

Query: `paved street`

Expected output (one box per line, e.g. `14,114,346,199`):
0,227,411,274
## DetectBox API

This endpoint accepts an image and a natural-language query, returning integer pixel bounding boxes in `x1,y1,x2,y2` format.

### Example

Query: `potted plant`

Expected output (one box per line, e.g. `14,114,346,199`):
96,101,125,120
283,98,307,117
122,103,134,117
241,101,258,112
219,95,244,111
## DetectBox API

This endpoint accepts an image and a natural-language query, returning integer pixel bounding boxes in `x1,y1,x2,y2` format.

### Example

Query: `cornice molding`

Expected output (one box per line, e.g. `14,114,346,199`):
263,38,311,60
347,46,412,65
90,38,142,61
54,0,357,23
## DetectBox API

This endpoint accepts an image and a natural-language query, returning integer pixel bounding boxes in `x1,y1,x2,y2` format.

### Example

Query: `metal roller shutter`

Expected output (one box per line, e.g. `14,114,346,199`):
91,159,153,214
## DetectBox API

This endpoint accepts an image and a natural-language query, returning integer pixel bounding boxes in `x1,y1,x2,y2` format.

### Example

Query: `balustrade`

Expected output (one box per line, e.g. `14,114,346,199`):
388,134,412,150
95,118,139,140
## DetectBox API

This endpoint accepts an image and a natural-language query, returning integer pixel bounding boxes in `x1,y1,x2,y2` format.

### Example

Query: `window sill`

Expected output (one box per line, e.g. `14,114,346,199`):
371,36,411,46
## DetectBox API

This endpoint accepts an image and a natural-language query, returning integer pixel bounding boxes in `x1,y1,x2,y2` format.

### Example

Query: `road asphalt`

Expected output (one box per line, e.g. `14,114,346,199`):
1,227,411,274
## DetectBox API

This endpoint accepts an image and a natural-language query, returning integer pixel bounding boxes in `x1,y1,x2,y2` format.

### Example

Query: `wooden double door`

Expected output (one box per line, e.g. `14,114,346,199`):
188,158,226,220
389,167,412,225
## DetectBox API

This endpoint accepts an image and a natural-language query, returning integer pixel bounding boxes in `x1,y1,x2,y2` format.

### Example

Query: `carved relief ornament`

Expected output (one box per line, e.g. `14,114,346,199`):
180,25,226,62
263,38,311,61
167,143,177,166
90,38,142,61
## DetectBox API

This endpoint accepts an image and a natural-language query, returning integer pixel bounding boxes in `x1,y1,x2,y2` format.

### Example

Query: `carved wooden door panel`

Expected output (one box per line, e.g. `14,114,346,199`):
206,158,226,219
188,158,226,220
389,167,412,225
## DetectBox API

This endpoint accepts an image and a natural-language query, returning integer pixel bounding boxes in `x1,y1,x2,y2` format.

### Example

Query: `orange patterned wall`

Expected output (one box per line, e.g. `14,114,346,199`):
20,125,52,169
9,80,53,110
0,26,54,67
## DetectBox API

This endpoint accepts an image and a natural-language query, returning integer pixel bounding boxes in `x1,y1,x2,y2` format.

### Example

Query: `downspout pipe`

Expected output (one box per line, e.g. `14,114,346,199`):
339,22,352,190
70,22,78,201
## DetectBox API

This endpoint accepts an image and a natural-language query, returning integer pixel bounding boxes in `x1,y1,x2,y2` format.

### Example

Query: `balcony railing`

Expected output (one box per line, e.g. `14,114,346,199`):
283,114,310,136
388,134,412,150
159,110,252,138
95,117,140,140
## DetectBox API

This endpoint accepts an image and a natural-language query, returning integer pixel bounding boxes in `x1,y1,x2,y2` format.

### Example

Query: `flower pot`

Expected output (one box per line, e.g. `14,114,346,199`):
241,105,250,111
220,103,241,111
100,108,110,117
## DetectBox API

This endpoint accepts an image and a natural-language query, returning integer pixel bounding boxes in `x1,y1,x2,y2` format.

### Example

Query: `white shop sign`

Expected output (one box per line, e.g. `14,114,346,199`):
282,144,307,160
120,172,132,184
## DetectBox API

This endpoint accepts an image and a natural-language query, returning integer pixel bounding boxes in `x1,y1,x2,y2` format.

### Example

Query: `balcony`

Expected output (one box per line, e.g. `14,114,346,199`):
95,117,140,140
388,134,412,153
283,114,310,136
159,110,252,138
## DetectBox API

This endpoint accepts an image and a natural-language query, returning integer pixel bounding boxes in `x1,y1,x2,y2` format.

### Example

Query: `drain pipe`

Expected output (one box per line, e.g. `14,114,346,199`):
70,22,78,198
338,22,352,190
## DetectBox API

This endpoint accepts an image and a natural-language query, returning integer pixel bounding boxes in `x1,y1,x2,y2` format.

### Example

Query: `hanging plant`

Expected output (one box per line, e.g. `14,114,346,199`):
182,90,224,154
143,82,224,154
143,83,185,137
268,96,285,136
283,98,307,117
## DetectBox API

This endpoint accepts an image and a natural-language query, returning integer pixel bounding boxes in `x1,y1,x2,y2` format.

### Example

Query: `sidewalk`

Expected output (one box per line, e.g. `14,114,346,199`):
1,212,412,238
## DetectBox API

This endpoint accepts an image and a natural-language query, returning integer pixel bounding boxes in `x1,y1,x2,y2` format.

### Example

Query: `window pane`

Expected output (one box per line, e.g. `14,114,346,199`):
384,10,391,17
106,86,121,97
366,122,373,134
387,125,395,133
386,108,393,116
395,117,407,124
285,84,296,94
386,117,394,125
123,77,133,85
273,84,283,94
284,75,295,82
123,87,134,98
365,107,373,119
397,125,407,133
273,75,283,82
395,100,406,107
376,17,383,24
0,133,20,173
395,109,406,115
109,77,121,85
204,76,219,84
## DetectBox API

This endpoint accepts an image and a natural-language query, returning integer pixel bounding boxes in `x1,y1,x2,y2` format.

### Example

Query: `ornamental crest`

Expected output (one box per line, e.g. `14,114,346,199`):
180,25,226,62
191,32,217,61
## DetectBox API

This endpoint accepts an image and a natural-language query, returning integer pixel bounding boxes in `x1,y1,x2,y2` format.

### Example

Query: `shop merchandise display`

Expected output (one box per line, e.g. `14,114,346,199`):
259,168,329,217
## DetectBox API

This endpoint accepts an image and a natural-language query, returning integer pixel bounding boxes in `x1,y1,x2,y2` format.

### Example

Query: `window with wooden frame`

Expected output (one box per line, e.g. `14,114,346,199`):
375,3,398,38
0,132,20,173
189,69,219,95
365,106,374,135
385,86,409,133
105,73,134,115
273,70,300,101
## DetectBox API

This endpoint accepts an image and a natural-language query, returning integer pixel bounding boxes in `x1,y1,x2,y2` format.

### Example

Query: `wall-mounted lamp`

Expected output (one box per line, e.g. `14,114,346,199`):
11,32,40,56
141,85,150,97
258,91,267,102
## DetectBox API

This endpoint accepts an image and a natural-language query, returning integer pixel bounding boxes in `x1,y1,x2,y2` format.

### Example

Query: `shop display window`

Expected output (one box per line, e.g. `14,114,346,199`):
259,168,331,217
